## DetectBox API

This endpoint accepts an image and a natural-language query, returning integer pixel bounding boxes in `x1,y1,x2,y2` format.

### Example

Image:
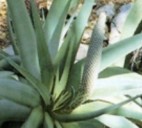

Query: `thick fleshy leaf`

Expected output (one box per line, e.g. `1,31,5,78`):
6,57,50,105
53,95,141,122
0,54,20,70
53,0,94,99
121,0,142,39
101,33,142,71
99,67,132,78
21,106,43,128
112,107,142,121
55,0,94,66
69,0,80,14
91,73,142,99
78,119,105,128
0,78,40,107
44,112,54,128
62,122,80,128
30,0,54,89
54,121,62,128
53,42,74,99
96,114,139,128
0,71,14,78
0,99,30,121
60,12,78,42
44,0,71,59
66,59,85,92
7,0,40,79
116,0,142,66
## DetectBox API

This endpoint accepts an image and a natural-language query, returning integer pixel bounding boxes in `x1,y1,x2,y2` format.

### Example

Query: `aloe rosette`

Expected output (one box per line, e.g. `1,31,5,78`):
0,0,142,127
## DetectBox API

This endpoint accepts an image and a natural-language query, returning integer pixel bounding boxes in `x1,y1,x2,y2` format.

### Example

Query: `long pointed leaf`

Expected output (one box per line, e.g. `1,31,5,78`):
99,67,132,78
55,0,94,66
44,0,71,59
1,54,50,105
0,55,20,70
21,106,43,128
30,0,54,89
101,33,142,71
96,114,139,128
91,73,142,99
53,95,141,122
112,106,142,120
53,38,75,99
7,0,40,79
121,0,142,39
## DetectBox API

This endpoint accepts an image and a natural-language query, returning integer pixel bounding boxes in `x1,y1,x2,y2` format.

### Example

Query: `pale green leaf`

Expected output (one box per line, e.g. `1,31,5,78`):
91,73,142,99
96,114,139,128
44,0,71,59
0,71,14,78
99,67,132,78
53,95,141,122
7,0,40,79
53,0,94,99
0,78,40,107
6,57,50,105
121,0,142,39
21,106,43,128
62,122,80,128
112,107,142,121
101,33,142,71
30,0,54,89
55,0,94,66
0,99,30,121
0,53,20,70
53,42,74,98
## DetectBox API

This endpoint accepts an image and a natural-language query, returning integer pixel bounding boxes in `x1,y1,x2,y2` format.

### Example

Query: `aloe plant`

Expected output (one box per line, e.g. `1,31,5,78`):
0,0,142,127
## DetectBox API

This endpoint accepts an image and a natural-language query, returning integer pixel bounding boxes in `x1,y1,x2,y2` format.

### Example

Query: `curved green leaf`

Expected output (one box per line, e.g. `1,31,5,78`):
53,0,94,100
96,114,139,128
0,78,40,107
0,55,20,70
30,0,54,89
112,106,142,121
1,54,50,105
101,33,142,71
99,67,132,78
0,99,30,121
21,106,43,128
0,71,14,78
91,73,142,99
44,112,54,128
55,0,94,66
44,0,71,59
78,119,105,128
62,122,80,128
53,95,141,122
121,0,142,39
7,0,40,79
